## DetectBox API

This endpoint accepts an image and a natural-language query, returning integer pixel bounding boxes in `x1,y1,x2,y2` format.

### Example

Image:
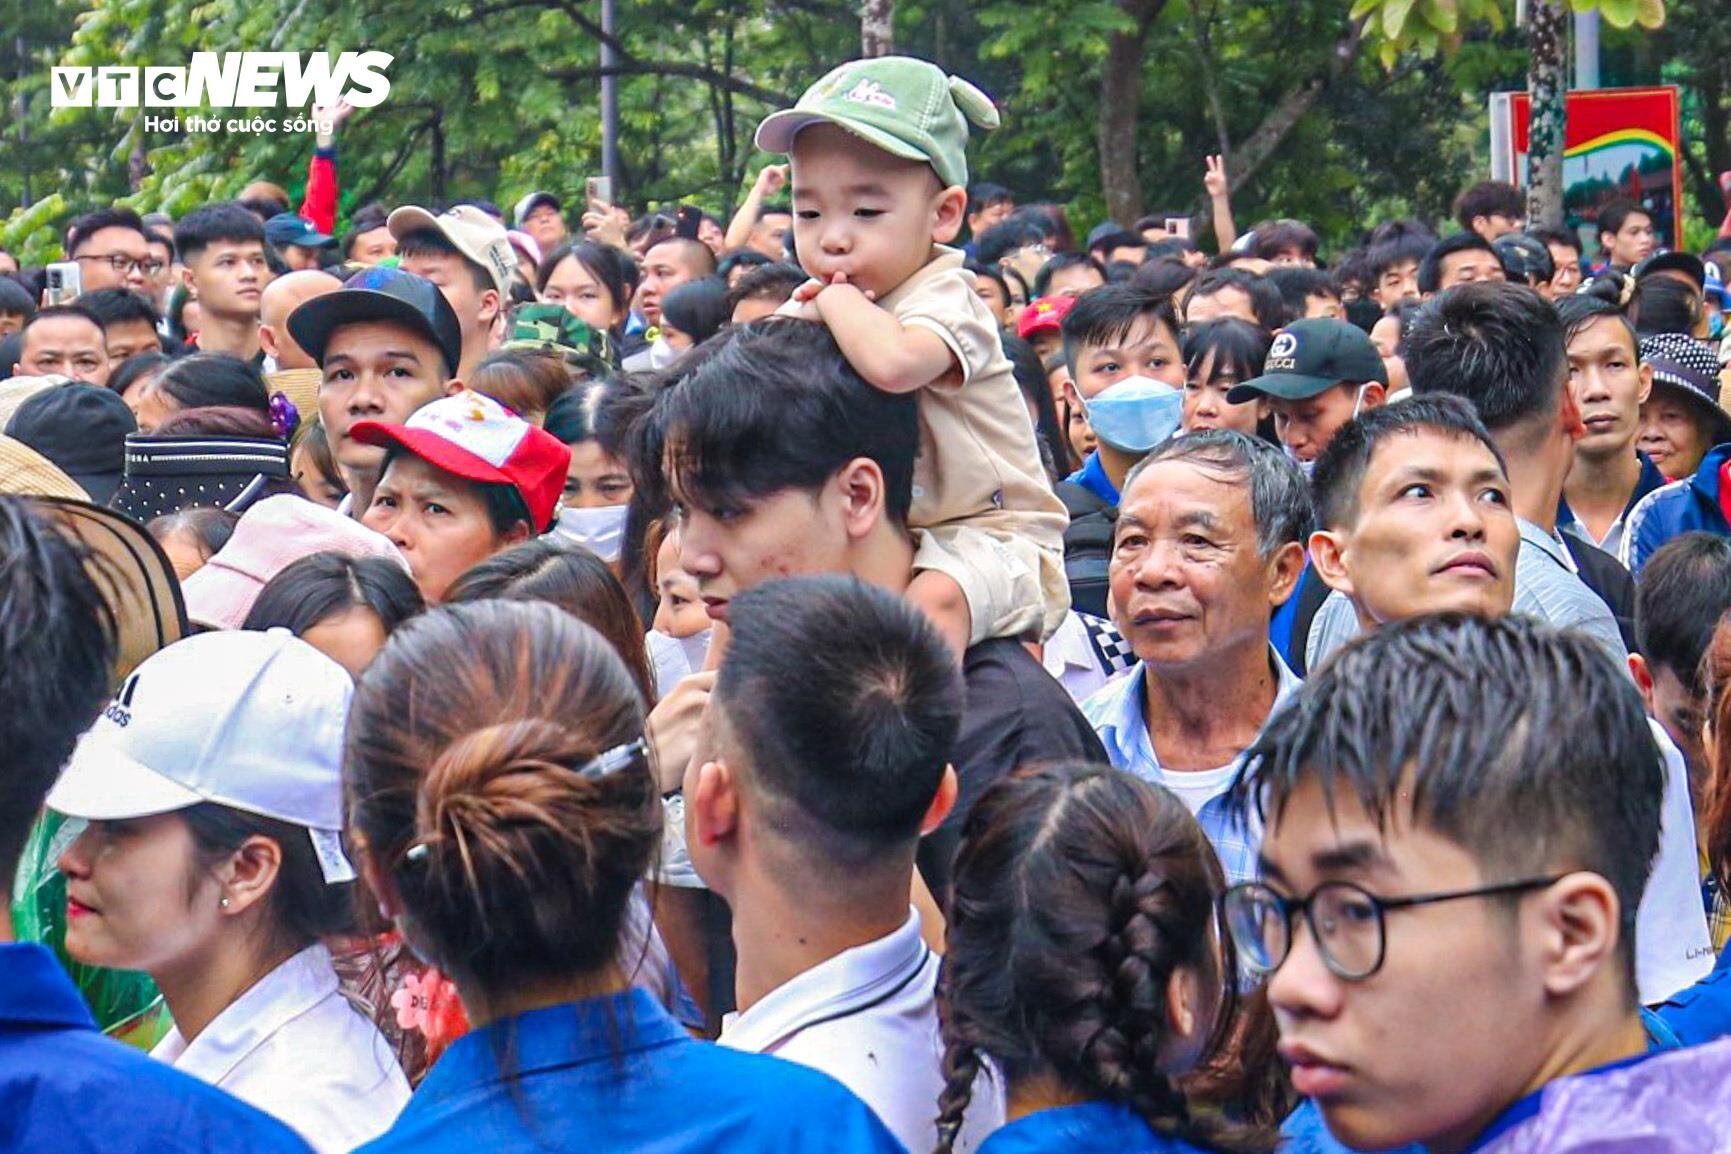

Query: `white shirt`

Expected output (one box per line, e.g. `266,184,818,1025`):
1642,720,1714,1003
152,944,409,1153
1040,611,1134,704
720,909,1004,1153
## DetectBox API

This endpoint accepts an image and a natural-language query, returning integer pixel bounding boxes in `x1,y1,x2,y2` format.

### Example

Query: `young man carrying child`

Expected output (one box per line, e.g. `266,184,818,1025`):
755,56,1070,654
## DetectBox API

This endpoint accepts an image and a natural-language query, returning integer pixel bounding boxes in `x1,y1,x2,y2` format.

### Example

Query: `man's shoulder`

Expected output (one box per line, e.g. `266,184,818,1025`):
0,1026,311,1152
1477,1040,1731,1153
962,637,1107,759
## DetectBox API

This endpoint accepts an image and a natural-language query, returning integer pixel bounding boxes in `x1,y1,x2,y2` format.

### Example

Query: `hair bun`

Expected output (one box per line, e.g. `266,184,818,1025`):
417,718,604,851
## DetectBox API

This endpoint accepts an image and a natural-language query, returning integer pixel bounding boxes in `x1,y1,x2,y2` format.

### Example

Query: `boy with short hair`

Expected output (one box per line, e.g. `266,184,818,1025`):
1364,232,1431,312
173,202,271,363
757,56,1069,651
1231,613,1731,1153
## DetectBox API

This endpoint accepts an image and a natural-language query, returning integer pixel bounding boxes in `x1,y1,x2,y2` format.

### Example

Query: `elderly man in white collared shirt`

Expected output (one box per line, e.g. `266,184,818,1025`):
1081,429,1309,887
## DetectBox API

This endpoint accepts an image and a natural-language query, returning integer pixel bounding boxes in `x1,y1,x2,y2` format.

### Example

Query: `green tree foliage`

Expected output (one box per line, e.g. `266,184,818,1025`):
0,0,1716,263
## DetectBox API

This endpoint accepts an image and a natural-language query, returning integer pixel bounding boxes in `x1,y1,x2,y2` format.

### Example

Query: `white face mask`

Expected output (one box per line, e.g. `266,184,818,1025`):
1284,444,1316,478
554,503,628,563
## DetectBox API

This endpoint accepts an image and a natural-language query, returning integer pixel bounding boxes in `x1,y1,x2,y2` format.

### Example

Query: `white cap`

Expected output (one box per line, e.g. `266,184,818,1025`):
46,629,357,882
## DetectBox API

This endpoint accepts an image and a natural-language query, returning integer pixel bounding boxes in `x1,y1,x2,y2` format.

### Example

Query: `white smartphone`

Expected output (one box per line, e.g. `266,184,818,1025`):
44,261,82,305
1165,216,1192,239
586,176,613,207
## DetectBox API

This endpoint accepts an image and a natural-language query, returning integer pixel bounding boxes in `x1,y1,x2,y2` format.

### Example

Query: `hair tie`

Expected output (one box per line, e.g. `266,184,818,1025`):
269,392,300,439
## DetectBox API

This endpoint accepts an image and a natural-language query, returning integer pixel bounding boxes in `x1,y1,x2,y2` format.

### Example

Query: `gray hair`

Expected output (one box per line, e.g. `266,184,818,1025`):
1123,430,1312,557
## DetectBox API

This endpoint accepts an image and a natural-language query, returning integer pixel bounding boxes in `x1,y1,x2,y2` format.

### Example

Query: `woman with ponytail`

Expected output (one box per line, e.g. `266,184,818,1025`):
935,762,1275,1154
344,600,903,1154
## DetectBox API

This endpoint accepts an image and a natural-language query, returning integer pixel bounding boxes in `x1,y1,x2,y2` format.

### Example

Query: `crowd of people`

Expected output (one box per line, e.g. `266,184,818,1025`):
7,51,1731,1153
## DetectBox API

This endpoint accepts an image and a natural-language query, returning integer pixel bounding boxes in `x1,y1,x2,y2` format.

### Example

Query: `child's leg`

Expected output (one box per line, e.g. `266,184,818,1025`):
911,525,1045,655
907,569,972,659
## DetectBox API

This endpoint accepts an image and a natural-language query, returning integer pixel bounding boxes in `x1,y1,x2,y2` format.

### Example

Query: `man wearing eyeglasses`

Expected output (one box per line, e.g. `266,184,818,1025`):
63,208,158,296
1227,614,1731,1154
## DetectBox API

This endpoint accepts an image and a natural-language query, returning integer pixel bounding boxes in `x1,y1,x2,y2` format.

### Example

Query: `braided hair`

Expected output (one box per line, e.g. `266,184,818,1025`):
934,762,1273,1154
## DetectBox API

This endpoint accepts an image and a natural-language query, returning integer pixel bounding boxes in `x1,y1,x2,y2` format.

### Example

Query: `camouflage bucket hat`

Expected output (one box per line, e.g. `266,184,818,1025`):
502,304,616,377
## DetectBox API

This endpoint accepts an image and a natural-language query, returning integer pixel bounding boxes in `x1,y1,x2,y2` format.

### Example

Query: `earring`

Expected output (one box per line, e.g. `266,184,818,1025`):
219,897,230,909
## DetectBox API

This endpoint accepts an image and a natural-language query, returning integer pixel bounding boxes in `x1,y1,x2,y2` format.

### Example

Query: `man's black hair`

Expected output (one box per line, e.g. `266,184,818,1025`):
723,262,807,317
1636,533,1731,693
1366,217,1437,248
1630,275,1703,337
1059,283,1180,376
1555,293,1638,357
1131,257,1198,298
1529,225,1583,257
1453,180,1525,232
717,574,962,868
78,287,160,330
396,229,495,297
237,195,289,221
1406,282,1567,436
1266,267,1340,327
0,276,36,319
65,207,146,257
342,202,391,258
755,202,792,222
639,318,920,529
973,218,1047,267
963,261,1011,309
143,228,175,261
1032,252,1106,299
966,182,1013,217
1253,219,1321,262
1188,268,1286,331
0,498,117,880
1365,233,1435,287
1597,198,1652,245
1310,393,1507,532
172,202,267,265
1417,232,1500,295
20,303,104,341
1233,612,1663,986
644,235,719,277
1143,237,1198,263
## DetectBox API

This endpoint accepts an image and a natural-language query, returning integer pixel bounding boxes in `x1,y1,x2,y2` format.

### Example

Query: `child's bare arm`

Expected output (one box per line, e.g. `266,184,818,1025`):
810,278,957,394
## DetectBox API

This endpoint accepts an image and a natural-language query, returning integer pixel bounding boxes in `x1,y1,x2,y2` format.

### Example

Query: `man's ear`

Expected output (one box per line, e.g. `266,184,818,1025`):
835,457,887,541
1360,381,1387,411
932,186,968,245
1266,539,1306,608
1534,872,1622,999
258,323,280,359
1636,360,1654,407
919,765,959,836
478,287,501,328
1558,381,1587,441
689,758,740,849
1308,529,1353,598
1629,653,1657,712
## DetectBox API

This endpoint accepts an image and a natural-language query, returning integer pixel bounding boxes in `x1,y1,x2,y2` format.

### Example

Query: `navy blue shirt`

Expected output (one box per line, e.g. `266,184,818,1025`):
979,1101,1210,1154
1656,941,1731,1046
357,987,906,1154
0,942,312,1154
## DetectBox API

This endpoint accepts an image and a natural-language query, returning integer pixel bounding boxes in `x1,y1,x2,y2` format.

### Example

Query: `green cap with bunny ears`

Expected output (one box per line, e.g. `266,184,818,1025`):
755,55,999,190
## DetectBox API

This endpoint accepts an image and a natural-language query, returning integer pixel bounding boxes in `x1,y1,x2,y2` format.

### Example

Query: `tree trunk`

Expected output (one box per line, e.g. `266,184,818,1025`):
1526,0,1569,229
1213,17,1365,199
861,0,893,57
1099,0,1166,225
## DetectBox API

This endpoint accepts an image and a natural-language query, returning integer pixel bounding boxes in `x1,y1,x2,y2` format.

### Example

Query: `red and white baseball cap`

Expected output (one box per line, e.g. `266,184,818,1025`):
350,390,570,533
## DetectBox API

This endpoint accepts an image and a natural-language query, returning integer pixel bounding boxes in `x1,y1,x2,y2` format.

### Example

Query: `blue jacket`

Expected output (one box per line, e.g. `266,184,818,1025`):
0,942,311,1154
358,987,905,1154
1655,941,1731,1047
1620,443,1731,573
980,1101,1210,1154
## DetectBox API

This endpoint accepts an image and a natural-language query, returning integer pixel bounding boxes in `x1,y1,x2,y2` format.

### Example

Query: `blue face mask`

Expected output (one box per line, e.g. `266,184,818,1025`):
1711,312,1725,342
1082,376,1183,454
